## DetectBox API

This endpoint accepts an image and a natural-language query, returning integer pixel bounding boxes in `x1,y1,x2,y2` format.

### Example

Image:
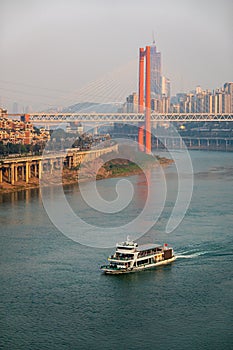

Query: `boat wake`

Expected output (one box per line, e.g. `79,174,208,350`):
176,251,208,259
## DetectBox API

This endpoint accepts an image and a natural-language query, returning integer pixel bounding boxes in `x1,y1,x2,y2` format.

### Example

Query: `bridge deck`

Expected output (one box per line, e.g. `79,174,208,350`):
7,113,233,123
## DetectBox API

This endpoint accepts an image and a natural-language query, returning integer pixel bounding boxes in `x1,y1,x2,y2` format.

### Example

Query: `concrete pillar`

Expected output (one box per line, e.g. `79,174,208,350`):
11,163,15,185
28,163,31,179
14,165,18,182
25,162,29,183
38,160,42,179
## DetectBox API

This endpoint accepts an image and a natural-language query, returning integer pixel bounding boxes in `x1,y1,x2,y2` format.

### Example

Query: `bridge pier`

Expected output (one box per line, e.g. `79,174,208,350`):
28,162,31,179
14,165,18,182
38,161,42,179
10,164,15,185
25,162,29,183
138,125,144,151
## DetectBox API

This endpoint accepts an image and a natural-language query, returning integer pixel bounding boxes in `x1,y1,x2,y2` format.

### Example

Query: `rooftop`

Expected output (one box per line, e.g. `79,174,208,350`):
137,243,162,252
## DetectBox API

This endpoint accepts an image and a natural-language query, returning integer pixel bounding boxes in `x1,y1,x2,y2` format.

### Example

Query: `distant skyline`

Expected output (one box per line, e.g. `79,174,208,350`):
0,0,232,112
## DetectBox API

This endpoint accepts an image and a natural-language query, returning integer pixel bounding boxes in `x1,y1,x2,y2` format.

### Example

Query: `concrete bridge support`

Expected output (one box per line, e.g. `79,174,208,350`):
25,162,29,184
10,164,15,185
138,125,144,151
38,161,42,179
14,165,18,182
0,144,119,185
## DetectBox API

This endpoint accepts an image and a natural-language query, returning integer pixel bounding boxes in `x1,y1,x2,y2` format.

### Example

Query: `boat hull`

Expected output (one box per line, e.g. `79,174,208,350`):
101,256,177,275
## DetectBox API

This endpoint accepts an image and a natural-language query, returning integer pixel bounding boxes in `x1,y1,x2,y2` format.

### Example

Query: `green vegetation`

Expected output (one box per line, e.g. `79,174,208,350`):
103,159,142,176
0,141,45,156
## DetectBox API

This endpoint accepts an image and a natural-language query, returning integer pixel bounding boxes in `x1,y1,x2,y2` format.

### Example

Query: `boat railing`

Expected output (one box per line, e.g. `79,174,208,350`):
108,249,164,261
109,255,134,261
137,251,162,258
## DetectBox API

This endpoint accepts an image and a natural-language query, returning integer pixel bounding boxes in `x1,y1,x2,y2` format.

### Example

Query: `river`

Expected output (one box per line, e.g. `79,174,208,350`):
0,150,232,350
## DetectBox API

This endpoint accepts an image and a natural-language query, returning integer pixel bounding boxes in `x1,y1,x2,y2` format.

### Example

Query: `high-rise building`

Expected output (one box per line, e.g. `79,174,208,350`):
161,76,171,98
127,92,138,113
150,41,161,98
223,82,233,112
203,91,213,113
222,93,231,113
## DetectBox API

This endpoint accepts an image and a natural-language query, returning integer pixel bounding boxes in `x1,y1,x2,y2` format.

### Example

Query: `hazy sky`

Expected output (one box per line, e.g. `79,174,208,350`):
0,0,232,111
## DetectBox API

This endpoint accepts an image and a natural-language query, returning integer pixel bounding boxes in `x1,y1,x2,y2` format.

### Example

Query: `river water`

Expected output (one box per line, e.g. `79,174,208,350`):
0,150,232,350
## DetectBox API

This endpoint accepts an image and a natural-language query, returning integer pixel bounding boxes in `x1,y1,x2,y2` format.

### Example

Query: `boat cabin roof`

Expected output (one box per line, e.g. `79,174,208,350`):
137,243,162,252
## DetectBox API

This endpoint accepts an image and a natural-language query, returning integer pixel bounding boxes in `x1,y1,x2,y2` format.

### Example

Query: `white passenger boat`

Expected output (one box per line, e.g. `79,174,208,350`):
101,237,176,274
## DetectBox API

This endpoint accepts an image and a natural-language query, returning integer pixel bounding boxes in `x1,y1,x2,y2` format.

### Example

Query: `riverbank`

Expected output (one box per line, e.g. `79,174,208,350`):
0,154,173,194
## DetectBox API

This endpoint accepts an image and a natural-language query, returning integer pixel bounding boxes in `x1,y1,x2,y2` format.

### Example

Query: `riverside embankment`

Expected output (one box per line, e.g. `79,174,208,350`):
0,148,173,194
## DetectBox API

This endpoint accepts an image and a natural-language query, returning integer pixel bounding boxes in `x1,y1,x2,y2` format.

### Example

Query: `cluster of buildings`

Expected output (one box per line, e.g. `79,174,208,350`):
120,41,233,115
0,108,50,145
171,83,233,114
123,83,233,115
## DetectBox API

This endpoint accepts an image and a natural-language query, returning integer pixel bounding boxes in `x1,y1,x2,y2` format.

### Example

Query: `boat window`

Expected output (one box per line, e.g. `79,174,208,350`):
117,246,134,250
116,253,133,259
138,250,154,257
137,259,149,266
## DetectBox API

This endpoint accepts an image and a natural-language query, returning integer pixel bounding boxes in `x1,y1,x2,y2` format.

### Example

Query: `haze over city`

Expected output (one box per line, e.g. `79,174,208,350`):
0,0,232,111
